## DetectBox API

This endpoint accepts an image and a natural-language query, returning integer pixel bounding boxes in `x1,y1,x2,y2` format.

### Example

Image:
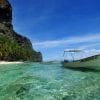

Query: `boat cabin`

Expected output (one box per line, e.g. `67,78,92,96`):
63,49,83,62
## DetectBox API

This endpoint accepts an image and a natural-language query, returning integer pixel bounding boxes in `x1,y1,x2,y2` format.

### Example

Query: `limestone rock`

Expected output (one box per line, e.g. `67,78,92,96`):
0,0,42,62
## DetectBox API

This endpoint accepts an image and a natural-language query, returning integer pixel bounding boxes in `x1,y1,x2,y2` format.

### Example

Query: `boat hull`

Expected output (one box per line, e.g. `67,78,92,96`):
63,56,100,70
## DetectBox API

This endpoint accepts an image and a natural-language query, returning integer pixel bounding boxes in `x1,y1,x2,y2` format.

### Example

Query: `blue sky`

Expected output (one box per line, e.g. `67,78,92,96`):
9,0,100,61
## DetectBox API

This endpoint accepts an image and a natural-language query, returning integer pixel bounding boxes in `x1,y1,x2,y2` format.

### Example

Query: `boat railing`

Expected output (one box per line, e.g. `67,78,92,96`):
63,49,83,62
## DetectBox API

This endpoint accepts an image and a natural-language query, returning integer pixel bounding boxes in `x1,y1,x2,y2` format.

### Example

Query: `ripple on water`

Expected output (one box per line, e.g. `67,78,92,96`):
0,62,100,100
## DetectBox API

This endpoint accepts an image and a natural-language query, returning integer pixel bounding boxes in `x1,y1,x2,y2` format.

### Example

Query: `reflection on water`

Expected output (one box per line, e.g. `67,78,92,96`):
0,62,100,100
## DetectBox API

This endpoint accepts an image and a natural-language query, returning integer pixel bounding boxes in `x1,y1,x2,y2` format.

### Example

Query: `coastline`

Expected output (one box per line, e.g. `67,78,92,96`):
0,61,23,64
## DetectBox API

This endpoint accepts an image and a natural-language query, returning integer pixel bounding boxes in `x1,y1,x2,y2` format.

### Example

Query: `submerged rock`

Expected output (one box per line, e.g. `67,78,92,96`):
0,0,42,62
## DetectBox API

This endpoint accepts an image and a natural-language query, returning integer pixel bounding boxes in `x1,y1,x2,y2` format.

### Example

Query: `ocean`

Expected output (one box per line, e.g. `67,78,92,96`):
0,62,100,100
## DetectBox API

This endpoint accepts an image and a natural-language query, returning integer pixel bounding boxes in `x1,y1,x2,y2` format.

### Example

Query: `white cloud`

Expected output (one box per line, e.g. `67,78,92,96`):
79,42,100,50
33,33,100,49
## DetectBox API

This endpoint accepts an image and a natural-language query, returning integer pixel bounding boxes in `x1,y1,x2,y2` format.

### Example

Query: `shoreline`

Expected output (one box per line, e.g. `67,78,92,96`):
0,61,24,64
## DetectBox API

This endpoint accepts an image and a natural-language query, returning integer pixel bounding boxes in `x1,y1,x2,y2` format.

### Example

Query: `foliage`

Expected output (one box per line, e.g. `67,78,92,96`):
0,36,40,61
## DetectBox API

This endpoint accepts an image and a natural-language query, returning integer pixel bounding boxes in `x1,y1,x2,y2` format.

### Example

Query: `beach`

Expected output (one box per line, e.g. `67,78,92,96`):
0,61,23,64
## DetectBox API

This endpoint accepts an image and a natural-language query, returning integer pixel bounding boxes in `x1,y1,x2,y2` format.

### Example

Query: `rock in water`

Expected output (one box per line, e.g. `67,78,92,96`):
0,0,42,62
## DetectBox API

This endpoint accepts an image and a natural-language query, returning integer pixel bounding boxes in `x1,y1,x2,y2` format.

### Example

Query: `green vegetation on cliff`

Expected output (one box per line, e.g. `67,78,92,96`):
0,36,42,61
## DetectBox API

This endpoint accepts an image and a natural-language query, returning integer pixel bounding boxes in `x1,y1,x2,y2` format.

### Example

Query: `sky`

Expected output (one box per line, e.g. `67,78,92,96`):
9,0,100,61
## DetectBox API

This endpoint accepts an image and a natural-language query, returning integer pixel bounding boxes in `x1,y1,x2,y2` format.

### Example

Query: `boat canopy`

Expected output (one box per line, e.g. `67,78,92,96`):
64,49,82,52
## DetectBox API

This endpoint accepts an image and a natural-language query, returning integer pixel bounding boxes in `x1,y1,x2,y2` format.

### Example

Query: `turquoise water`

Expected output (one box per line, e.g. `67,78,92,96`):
0,62,100,100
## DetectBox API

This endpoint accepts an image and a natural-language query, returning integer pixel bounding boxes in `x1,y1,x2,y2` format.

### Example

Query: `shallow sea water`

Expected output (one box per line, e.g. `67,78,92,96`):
0,62,100,100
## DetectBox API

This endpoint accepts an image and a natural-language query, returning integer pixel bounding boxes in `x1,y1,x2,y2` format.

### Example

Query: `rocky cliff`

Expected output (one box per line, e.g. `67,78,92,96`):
0,0,42,62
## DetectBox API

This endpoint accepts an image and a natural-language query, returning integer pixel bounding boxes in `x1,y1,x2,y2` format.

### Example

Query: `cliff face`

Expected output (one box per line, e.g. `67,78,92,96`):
0,0,42,62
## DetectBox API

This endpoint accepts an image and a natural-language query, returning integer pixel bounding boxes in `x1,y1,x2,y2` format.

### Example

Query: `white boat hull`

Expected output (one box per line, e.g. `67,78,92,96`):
63,56,100,70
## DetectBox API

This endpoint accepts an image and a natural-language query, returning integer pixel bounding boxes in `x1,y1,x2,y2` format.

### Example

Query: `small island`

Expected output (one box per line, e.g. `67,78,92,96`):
0,0,42,62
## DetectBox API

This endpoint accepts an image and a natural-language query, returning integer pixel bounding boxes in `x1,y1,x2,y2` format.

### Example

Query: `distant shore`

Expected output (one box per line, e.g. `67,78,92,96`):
0,61,23,64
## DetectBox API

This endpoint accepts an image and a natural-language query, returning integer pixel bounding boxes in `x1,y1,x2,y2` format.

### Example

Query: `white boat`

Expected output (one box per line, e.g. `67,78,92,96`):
62,49,100,70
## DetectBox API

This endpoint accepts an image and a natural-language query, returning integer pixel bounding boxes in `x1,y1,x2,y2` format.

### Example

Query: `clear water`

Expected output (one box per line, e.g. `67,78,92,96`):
0,62,100,100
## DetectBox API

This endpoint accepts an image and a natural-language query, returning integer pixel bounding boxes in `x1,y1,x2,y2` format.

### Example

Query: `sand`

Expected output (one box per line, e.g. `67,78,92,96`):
0,61,23,64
